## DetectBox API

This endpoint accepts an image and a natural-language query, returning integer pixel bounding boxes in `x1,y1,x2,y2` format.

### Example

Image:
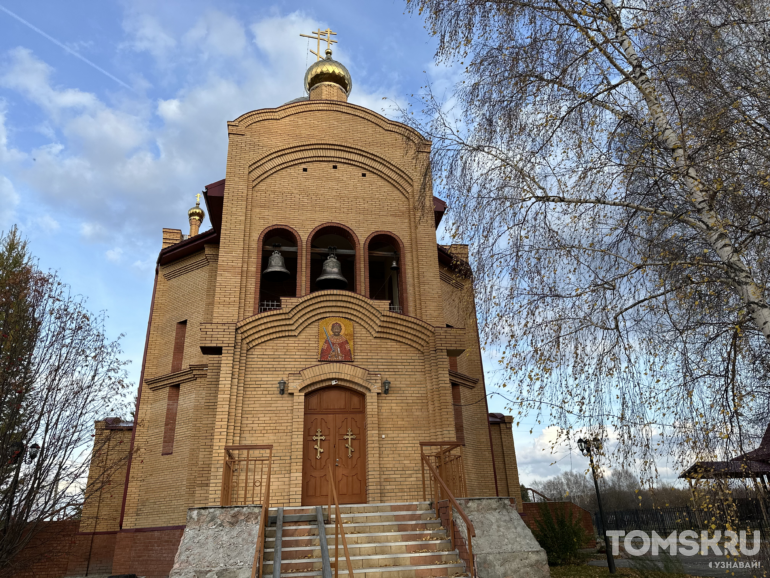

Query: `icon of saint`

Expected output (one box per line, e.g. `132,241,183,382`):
320,322,353,361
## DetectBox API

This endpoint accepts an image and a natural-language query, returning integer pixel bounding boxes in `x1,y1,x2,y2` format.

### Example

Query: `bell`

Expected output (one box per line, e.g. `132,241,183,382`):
316,252,348,290
262,250,290,281
391,258,399,271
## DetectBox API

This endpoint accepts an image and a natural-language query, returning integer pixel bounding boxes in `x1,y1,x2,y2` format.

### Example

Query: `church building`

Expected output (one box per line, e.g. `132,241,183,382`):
72,31,524,578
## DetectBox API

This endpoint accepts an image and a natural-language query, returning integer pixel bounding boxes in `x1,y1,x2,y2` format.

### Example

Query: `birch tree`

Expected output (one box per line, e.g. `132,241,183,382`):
405,0,770,480
0,228,130,573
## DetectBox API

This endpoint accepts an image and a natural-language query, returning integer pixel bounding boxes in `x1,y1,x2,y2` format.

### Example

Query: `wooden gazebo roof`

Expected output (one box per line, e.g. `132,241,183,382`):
679,424,770,480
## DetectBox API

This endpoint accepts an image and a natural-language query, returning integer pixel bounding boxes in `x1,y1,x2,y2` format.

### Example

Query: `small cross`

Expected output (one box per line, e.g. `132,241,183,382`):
313,429,326,460
300,28,337,61
195,193,201,205
344,428,356,458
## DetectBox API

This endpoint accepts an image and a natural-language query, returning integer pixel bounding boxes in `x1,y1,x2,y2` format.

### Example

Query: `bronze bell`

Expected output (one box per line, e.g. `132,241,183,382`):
262,247,291,281
316,248,348,290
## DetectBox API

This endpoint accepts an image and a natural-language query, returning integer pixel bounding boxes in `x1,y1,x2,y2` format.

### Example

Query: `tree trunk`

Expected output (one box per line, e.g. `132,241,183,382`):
599,0,770,342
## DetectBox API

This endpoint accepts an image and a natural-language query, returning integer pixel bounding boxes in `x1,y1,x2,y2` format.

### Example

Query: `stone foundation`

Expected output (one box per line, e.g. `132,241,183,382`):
452,497,550,578
169,506,262,578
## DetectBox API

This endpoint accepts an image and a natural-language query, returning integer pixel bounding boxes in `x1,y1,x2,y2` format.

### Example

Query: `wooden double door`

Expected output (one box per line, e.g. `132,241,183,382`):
302,387,366,505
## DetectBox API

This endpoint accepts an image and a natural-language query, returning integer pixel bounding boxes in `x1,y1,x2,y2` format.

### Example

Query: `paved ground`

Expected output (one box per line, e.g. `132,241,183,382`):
588,554,764,577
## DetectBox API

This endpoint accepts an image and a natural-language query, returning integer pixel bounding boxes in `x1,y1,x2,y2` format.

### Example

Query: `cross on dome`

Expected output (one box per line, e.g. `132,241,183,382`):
300,28,338,61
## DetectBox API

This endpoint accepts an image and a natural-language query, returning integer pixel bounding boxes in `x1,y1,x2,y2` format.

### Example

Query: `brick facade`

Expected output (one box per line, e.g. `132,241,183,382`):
65,62,527,576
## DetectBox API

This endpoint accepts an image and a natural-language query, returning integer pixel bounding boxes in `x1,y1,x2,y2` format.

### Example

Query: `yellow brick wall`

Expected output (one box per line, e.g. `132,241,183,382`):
122,248,219,529
439,262,498,498
79,421,132,533
492,417,524,511
116,98,516,530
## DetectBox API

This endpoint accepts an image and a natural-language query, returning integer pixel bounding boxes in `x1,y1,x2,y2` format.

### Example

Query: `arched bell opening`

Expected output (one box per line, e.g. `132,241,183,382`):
365,233,406,315
258,227,300,312
307,225,358,294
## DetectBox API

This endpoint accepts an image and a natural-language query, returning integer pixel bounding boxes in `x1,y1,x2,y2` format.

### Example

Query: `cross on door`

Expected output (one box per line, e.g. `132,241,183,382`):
313,429,325,459
344,428,356,458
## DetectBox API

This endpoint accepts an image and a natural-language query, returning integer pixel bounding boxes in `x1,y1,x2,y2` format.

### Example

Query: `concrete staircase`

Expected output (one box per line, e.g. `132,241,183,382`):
263,501,467,578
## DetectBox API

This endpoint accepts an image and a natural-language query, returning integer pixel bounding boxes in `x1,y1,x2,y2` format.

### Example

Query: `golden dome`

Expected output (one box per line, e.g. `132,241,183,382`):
188,197,205,222
304,49,352,95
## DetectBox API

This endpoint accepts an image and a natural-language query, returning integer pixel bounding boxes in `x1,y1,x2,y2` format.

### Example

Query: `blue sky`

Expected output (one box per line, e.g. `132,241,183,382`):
0,0,615,485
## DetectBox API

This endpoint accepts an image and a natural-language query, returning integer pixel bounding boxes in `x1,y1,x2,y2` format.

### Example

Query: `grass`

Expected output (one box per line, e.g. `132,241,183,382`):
548,551,706,578
550,568,704,578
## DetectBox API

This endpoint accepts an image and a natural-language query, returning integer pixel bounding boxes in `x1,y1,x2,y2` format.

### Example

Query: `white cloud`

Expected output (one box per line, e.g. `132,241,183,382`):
0,48,98,116
183,11,248,57
121,13,177,63
80,222,109,242
34,214,60,233
0,9,403,259
106,247,124,262
0,175,19,228
132,256,155,271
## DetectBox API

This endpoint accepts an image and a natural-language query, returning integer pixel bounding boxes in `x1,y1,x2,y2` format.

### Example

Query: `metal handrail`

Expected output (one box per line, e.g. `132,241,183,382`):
420,442,467,499
326,462,354,578
523,487,553,502
221,445,273,507
420,454,476,578
248,446,272,578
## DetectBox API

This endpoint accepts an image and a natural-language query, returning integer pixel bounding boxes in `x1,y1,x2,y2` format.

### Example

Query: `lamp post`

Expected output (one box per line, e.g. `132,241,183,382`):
3,441,40,530
578,437,616,574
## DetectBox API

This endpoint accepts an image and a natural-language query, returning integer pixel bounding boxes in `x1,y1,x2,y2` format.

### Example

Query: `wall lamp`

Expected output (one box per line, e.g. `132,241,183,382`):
383,379,391,395
278,379,286,395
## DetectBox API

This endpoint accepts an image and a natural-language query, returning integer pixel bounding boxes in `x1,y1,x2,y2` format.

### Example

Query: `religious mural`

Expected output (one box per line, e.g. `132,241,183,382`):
318,317,354,361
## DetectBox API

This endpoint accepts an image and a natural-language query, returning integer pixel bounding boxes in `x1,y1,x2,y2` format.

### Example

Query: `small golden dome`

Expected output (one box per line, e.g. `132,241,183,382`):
188,197,205,222
304,48,352,95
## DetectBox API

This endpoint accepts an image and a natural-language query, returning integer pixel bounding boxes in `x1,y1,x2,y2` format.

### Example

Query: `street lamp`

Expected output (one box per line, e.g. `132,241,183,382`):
3,440,41,530
578,437,616,574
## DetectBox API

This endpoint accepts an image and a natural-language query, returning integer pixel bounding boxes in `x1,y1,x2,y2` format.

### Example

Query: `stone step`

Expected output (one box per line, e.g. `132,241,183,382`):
264,550,460,572
287,511,438,524
265,530,448,547
269,520,443,538
279,511,438,528
264,539,453,560
273,562,466,577
268,502,432,516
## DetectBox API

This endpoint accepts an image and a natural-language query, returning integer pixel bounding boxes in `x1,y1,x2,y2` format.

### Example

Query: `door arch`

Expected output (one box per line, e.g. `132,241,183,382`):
302,387,366,505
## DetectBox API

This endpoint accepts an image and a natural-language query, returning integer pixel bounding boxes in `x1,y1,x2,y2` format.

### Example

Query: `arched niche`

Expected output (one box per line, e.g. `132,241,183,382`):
364,232,407,315
306,223,360,295
255,225,301,314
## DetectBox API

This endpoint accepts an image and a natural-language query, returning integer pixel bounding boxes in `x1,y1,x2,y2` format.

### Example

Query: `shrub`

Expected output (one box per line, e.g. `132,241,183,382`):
531,503,589,566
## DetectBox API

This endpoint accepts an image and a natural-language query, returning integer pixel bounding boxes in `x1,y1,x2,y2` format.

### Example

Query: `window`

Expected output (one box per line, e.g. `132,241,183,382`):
171,321,187,373
452,384,465,445
258,228,300,312
366,233,405,313
308,225,358,294
162,385,180,455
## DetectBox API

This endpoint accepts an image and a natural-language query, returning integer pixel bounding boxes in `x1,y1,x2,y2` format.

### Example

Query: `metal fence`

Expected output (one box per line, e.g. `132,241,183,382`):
594,499,770,535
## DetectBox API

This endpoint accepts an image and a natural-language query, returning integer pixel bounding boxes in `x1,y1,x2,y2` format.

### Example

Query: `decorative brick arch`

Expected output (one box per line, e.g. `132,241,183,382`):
247,143,413,200
288,363,382,395
232,103,429,150
363,231,408,316
305,222,362,296
286,362,383,504
253,224,303,315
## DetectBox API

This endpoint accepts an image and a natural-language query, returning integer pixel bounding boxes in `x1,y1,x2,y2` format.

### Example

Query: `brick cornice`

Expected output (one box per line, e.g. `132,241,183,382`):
229,100,430,147
199,323,236,355
449,370,479,389
145,364,208,391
